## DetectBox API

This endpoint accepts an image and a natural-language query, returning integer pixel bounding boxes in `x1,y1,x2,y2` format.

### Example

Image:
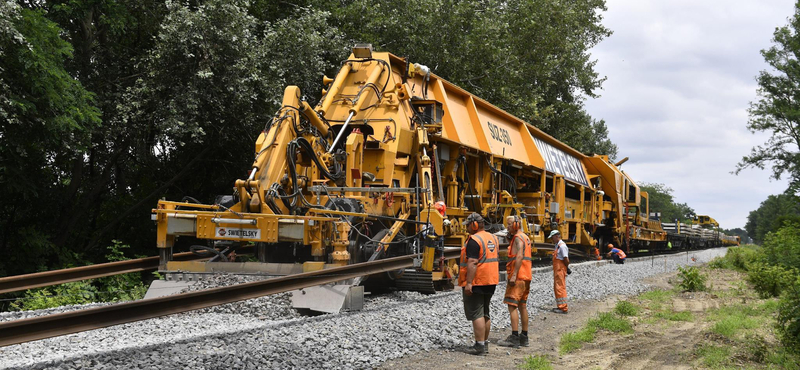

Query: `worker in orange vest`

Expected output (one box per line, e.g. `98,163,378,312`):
549,230,570,314
458,212,500,355
498,215,533,348
591,246,601,261
607,244,626,264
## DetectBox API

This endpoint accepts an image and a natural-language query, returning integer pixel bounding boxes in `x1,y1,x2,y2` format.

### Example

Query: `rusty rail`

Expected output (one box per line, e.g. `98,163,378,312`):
0,251,208,295
0,248,460,347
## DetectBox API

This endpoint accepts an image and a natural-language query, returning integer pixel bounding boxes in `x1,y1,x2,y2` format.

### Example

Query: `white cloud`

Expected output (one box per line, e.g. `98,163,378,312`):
585,0,795,229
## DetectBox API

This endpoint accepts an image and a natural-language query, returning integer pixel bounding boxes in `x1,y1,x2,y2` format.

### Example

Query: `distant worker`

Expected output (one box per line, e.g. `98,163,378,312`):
459,212,500,355
498,216,532,348
667,241,673,250
549,230,570,314
607,244,626,264
591,246,601,261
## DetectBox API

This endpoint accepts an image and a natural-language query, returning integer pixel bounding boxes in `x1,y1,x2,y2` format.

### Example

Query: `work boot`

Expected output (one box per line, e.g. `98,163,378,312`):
520,333,529,347
497,333,520,348
465,342,487,356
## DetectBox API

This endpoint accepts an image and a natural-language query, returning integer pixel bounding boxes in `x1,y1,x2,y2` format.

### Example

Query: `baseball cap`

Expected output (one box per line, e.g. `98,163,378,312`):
548,230,560,239
462,212,484,225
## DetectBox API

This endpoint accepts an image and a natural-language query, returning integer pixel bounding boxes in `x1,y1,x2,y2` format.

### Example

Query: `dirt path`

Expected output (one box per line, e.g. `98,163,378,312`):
380,269,745,370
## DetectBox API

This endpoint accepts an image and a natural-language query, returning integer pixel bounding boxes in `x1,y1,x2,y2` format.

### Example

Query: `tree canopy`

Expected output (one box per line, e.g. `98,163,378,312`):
0,0,615,276
745,193,800,244
638,182,695,223
737,0,800,189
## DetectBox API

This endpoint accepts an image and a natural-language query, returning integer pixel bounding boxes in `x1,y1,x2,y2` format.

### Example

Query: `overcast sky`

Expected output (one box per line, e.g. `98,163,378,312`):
584,0,796,229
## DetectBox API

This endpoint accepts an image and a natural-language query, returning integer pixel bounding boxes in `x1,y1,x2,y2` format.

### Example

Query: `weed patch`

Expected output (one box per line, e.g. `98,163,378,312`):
518,355,552,370
708,306,761,339
613,301,639,316
559,326,596,354
589,312,633,334
654,310,693,322
695,344,731,367
678,266,707,292
639,289,674,303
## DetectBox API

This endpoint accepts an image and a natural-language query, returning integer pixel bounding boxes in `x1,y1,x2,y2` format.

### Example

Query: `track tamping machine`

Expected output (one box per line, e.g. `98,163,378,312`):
152,45,627,311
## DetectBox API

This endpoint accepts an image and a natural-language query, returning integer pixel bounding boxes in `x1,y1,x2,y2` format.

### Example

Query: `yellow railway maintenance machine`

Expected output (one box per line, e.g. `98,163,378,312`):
583,156,668,255
152,45,608,312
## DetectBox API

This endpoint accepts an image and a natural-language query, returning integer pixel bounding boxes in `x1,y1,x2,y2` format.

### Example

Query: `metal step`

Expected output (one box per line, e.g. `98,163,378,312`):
395,269,437,294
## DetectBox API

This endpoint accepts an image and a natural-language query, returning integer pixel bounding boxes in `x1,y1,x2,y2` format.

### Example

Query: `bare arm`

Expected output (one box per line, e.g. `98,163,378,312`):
509,238,524,284
563,256,570,268
465,257,479,294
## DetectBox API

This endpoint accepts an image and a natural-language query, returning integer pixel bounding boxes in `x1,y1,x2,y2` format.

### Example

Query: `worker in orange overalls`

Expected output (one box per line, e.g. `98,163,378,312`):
549,230,570,314
498,215,533,348
458,212,500,355
591,246,601,261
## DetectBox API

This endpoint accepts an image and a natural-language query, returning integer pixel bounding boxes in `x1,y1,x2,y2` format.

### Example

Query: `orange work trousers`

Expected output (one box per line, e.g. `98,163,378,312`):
553,255,568,312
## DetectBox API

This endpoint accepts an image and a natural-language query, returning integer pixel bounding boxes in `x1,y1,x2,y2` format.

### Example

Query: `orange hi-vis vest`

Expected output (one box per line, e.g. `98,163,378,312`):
506,232,533,281
611,247,626,259
459,230,500,286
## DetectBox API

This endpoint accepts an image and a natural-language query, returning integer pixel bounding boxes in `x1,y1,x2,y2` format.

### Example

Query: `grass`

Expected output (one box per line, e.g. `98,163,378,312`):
613,300,639,316
638,289,674,310
589,312,634,334
518,355,553,370
654,310,693,322
639,289,674,303
757,298,780,313
706,304,763,339
559,326,596,354
711,316,760,338
695,344,732,368
559,312,633,354
555,267,800,369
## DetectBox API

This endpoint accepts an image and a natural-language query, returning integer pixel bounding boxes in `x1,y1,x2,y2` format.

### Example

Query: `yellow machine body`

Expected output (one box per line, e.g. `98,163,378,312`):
153,46,708,286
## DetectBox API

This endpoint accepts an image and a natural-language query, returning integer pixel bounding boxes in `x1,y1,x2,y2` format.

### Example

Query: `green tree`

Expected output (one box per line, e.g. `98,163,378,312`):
737,1,800,188
638,182,695,222
327,0,615,157
0,2,101,275
745,193,800,244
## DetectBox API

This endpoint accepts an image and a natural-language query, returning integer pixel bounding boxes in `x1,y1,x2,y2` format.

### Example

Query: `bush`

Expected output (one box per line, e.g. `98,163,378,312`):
10,281,97,311
613,301,639,316
730,246,762,271
9,241,147,311
708,245,761,271
678,266,707,292
96,241,147,302
778,274,800,353
746,262,796,298
708,256,732,270
762,222,800,271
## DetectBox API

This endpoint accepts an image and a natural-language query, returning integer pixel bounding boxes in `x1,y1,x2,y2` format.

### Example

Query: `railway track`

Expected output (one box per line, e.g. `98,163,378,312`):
0,251,209,295
0,248,460,347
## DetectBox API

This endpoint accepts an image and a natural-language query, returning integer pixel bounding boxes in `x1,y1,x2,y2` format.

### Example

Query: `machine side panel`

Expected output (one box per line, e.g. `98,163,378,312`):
532,137,590,187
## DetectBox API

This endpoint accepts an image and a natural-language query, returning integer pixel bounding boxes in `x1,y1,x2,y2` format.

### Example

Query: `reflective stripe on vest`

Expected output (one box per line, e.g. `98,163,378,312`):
459,231,500,286
506,233,533,281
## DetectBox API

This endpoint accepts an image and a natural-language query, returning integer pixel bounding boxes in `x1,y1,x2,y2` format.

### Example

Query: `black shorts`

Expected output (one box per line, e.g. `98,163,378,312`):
463,288,494,321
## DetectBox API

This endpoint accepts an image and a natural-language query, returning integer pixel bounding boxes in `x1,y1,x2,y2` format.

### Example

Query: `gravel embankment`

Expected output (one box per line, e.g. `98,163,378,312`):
0,248,726,370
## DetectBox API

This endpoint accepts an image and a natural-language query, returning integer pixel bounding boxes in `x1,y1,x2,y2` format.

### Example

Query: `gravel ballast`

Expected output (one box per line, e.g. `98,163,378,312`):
0,248,727,370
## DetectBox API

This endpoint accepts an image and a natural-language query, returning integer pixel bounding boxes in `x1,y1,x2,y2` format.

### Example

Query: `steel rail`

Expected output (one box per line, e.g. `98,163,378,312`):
0,248,461,347
0,251,210,295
